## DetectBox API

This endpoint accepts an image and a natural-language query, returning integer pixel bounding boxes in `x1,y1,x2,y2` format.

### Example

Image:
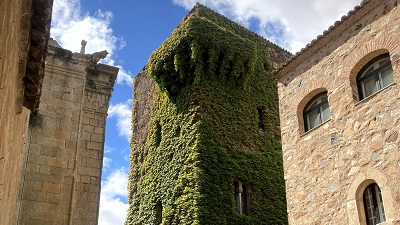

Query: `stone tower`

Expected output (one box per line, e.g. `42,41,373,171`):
275,0,400,224
127,4,291,225
16,40,118,225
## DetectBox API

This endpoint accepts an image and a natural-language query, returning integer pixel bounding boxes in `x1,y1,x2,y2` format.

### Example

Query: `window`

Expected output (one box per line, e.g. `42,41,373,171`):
156,201,163,224
357,54,394,100
303,92,331,132
154,121,162,147
234,181,250,215
363,183,386,225
257,107,265,132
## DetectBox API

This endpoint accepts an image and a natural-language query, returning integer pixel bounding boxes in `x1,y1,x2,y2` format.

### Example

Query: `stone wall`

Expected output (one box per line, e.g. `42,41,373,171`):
0,0,34,224
17,43,118,225
276,0,400,224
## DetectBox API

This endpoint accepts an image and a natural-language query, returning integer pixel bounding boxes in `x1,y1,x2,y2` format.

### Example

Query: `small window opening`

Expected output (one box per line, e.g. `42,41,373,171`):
156,201,163,224
154,121,161,147
234,181,250,215
363,183,386,225
303,92,331,132
357,54,394,100
257,107,265,132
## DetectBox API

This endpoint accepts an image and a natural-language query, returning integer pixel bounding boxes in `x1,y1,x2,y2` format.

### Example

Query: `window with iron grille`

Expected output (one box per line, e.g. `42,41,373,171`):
363,183,386,225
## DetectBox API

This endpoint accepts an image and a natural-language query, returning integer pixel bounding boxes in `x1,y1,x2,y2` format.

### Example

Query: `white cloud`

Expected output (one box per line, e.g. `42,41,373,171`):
172,0,361,53
108,100,132,141
104,144,113,153
99,168,129,225
51,0,133,85
103,157,112,169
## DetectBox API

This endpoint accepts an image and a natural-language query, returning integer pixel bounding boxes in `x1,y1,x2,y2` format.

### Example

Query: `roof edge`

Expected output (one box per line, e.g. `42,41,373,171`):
274,0,370,80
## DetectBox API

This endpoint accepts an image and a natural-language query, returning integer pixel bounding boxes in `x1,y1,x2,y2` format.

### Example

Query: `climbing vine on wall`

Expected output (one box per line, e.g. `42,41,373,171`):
127,3,289,225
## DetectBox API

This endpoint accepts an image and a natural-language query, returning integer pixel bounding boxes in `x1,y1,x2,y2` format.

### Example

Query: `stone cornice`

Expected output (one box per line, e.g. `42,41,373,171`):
85,64,118,96
47,40,110,67
23,0,54,111
46,39,118,96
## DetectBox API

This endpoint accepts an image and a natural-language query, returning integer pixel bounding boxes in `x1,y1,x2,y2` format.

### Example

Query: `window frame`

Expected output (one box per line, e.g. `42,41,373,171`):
303,92,331,132
357,54,394,100
363,183,386,225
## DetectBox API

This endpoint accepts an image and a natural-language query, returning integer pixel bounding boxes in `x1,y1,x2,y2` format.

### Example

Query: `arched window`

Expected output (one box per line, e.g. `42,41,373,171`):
357,54,394,100
303,92,331,132
363,183,386,225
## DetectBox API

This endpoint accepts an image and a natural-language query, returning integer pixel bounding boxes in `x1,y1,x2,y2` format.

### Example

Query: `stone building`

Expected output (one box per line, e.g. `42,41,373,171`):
0,1,118,224
127,4,291,225
17,40,118,225
0,0,53,223
275,0,400,224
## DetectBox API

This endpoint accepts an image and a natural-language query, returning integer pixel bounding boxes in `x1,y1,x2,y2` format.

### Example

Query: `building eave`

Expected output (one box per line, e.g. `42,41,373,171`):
274,0,376,80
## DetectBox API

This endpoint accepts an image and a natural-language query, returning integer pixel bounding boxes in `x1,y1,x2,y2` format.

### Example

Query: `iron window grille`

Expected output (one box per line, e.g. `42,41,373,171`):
363,183,386,225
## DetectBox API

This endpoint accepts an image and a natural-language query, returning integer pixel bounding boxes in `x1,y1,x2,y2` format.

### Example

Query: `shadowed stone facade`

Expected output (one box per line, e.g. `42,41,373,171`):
16,40,118,225
0,2,118,222
0,0,53,224
275,0,400,224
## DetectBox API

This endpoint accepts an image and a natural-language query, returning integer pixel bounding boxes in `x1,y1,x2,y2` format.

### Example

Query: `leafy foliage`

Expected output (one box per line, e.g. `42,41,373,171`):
127,4,288,225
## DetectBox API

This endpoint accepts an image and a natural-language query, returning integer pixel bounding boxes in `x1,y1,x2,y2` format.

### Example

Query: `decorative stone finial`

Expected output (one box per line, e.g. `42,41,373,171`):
80,39,87,54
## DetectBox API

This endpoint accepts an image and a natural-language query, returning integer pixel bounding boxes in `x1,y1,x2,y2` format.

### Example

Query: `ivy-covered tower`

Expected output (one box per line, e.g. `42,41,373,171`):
127,4,291,225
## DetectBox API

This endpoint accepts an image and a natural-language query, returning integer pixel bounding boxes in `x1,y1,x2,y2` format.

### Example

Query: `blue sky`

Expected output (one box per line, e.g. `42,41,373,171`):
50,0,361,224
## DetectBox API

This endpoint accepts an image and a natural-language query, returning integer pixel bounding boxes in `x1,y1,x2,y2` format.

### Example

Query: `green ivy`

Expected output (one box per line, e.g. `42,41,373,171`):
127,3,289,225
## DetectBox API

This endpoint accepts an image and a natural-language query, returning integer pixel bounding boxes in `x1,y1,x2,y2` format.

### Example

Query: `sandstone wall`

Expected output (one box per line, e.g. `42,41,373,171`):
17,45,118,225
277,0,400,224
0,0,33,224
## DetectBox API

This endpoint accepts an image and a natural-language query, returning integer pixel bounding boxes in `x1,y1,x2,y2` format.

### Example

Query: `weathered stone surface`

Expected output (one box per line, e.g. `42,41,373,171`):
0,0,49,223
16,41,118,225
276,1,400,224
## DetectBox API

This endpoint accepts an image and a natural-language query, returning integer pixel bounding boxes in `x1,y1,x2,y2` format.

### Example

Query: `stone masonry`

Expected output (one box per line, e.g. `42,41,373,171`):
0,0,53,224
275,0,400,224
17,40,118,225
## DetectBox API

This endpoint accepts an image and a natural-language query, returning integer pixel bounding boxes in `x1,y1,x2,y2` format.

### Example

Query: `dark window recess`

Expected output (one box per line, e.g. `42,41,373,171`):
154,121,162,147
156,201,163,224
234,181,250,216
257,108,265,132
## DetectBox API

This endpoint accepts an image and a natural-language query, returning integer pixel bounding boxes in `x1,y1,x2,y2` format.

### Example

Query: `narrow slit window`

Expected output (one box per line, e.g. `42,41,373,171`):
234,181,250,215
154,121,162,147
257,107,265,132
156,201,163,224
